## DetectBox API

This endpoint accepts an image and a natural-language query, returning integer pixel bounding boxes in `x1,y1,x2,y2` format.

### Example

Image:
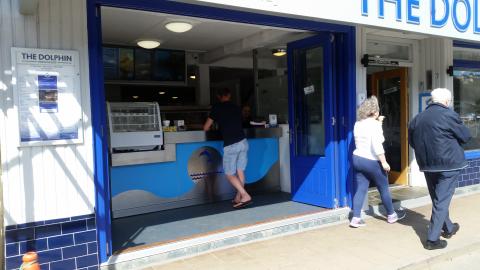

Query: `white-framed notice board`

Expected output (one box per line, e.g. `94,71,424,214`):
11,47,84,146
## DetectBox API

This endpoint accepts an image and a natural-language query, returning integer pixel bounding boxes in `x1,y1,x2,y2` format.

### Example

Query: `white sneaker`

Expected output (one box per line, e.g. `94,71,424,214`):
349,217,366,228
387,210,406,224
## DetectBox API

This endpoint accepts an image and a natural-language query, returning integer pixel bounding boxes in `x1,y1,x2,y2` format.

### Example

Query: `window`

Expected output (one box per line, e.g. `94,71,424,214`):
453,45,480,151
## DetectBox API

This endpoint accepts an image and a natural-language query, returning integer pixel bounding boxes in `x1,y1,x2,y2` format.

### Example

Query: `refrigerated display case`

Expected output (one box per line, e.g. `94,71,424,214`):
107,102,163,152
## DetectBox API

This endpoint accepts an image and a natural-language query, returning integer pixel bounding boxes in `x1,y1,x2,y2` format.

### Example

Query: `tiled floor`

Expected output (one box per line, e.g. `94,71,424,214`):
112,192,326,252
368,185,429,206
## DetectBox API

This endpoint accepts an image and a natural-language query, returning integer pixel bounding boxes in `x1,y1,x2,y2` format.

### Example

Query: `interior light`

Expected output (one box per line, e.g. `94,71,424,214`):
165,21,193,33
189,75,196,79
172,96,178,99
159,91,166,95
136,39,161,49
132,95,139,99
272,48,287,57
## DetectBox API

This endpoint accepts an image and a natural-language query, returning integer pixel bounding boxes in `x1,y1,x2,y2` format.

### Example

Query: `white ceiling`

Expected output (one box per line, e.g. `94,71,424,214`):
101,7,428,64
101,7,310,63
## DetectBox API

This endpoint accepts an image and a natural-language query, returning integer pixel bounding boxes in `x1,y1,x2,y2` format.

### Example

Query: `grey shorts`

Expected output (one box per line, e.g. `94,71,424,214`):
223,139,249,175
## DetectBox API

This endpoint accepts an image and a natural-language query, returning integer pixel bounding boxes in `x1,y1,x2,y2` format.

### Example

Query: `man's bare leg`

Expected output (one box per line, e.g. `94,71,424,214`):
226,174,251,203
233,170,246,203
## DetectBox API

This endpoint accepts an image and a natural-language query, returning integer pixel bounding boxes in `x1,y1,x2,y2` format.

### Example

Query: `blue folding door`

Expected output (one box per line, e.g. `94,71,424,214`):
288,34,336,208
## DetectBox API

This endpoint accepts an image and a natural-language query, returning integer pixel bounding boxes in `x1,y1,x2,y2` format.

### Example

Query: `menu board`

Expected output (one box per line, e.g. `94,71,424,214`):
11,47,84,146
103,47,118,80
135,49,152,80
153,50,185,81
103,46,186,82
118,48,134,80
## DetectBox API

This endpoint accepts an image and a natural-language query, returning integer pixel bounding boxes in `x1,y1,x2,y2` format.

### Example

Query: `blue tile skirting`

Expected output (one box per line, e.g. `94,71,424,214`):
5,214,98,270
458,159,480,187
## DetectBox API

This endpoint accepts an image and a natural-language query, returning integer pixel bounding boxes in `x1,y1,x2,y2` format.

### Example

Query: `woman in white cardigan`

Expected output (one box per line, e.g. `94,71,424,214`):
350,96,405,228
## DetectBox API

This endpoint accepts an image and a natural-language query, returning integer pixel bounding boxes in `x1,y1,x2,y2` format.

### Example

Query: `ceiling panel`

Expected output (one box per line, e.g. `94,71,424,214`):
101,7,291,51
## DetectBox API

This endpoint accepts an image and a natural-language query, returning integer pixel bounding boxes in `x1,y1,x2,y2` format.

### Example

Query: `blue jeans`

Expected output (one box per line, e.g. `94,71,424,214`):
352,155,395,218
223,139,248,175
424,170,460,241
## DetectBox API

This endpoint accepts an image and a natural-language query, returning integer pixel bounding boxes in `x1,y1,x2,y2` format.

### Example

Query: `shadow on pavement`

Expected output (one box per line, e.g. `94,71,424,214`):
370,208,431,246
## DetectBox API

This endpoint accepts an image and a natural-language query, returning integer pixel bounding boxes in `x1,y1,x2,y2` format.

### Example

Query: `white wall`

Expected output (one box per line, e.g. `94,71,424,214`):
355,26,368,106
409,37,454,186
279,124,291,193
0,0,95,225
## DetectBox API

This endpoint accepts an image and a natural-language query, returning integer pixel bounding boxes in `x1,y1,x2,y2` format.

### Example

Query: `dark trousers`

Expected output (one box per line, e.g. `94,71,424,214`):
352,155,394,218
424,170,460,241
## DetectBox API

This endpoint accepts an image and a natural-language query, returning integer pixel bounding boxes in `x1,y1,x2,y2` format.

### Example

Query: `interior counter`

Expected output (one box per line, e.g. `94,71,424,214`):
164,127,282,144
110,128,282,218
111,127,282,167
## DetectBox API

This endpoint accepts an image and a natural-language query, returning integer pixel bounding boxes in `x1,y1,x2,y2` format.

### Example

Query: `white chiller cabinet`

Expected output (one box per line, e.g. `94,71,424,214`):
107,102,163,152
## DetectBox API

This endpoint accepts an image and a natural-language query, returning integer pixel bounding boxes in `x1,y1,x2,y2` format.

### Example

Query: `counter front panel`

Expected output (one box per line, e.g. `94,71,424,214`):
111,137,280,218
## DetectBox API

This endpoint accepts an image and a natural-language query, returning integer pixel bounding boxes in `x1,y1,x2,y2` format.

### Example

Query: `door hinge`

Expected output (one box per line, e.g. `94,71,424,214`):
330,33,335,43
334,198,339,208
331,117,336,126
106,242,110,255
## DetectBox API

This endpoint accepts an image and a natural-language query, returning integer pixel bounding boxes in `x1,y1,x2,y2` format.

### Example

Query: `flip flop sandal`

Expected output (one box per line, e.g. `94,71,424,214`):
233,200,252,209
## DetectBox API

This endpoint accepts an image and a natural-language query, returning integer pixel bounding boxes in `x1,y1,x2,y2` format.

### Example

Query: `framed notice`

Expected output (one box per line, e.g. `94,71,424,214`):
11,47,84,146
419,92,432,112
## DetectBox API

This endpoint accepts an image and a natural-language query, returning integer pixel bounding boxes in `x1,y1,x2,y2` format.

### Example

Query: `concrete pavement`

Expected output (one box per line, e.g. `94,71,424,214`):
143,192,480,270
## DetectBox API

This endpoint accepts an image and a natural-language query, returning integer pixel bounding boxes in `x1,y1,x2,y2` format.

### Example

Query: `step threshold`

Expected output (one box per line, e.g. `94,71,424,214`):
101,207,349,269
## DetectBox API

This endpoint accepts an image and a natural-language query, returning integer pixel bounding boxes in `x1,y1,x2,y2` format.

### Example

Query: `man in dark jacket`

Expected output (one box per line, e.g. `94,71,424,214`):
408,88,471,250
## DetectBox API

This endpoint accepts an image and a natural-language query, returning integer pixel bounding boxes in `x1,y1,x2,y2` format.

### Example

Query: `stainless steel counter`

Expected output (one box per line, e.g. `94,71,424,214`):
111,127,282,167
164,127,282,144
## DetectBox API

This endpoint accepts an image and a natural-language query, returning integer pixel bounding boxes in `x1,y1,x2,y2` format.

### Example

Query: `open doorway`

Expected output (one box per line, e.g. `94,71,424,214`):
99,6,334,253
368,67,408,185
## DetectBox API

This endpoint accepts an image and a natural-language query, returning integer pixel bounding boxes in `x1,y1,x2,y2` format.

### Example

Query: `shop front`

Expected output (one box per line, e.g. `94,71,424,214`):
2,1,480,269
86,0,355,266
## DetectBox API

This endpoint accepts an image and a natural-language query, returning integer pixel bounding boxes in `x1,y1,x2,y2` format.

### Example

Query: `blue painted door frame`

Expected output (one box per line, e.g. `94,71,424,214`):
86,0,356,263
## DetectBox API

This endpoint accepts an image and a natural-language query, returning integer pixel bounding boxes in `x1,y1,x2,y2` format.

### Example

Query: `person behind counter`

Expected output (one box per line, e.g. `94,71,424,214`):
203,88,252,209
241,104,253,128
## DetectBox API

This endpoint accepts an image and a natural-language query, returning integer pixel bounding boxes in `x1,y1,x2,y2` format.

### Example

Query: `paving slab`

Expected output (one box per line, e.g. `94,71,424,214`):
147,193,480,270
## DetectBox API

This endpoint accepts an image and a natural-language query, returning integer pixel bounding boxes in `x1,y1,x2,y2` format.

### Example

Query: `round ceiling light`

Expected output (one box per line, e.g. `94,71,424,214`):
165,21,193,33
272,48,287,57
136,39,161,49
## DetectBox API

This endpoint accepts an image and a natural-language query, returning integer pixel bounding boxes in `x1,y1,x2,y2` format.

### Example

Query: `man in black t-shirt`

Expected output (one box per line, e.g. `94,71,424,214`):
203,88,252,208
